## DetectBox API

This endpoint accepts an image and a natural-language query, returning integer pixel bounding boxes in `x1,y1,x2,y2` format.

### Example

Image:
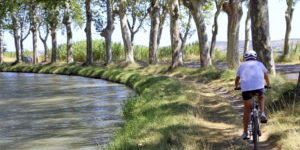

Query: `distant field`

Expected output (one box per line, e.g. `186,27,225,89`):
3,57,16,63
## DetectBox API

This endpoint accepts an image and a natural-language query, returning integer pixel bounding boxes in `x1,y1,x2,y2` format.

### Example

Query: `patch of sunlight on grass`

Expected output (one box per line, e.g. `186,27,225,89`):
140,65,168,74
192,117,236,130
281,130,300,150
198,91,217,97
263,111,300,149
205,102,229,109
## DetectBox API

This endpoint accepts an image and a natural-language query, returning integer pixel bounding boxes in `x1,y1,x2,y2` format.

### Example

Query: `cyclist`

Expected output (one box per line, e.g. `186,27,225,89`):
234,50,271,140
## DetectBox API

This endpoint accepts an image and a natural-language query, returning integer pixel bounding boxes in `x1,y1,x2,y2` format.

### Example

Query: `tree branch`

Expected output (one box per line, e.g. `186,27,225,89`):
38,23,49,42
22,29,31,41
127,20,134,34
133,11,149,35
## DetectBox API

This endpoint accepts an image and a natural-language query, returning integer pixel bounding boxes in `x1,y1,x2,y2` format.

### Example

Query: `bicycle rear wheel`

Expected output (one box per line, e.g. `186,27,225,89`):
252,116,259,150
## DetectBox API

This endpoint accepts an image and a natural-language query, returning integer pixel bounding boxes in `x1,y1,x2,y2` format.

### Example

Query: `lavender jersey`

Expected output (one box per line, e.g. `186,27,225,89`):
236,60,268,92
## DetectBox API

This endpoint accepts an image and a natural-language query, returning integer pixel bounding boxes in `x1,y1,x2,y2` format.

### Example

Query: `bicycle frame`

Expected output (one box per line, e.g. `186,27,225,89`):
235,86,270,150
248,95,261,150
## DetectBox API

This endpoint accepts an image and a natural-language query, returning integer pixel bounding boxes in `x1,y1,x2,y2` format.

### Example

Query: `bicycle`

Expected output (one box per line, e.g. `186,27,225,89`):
235,86,270,150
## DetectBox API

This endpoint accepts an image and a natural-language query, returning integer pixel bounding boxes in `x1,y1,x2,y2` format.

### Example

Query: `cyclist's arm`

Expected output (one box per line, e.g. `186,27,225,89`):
264,73,270,87
235,76,240,88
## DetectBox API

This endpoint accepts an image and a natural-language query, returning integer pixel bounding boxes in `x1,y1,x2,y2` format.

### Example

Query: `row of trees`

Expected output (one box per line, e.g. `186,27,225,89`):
0,0,298,74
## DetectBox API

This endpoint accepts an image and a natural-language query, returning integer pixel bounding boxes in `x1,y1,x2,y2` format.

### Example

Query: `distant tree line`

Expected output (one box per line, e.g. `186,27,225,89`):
0,0,299,74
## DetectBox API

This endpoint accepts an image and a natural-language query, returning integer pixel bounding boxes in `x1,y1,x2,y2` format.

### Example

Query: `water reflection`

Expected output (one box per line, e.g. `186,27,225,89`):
0,72,134,150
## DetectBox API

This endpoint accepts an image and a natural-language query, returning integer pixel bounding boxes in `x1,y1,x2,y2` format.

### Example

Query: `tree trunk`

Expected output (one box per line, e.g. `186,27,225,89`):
184,0,211,67
0,30,3,63
50,27,57,63
64,0,74,64
20,28,30,60
169,0,182,69
32,27,38,64
101,0,114,64
283,0,294,59
12,15,21,63
223,1,242,69
179,13,192,65
148,0,160,64
20,21,30,60
85,0,93,65
38,24,49,62
42,40,48,62
20,23,25,60
149,3,167,64
244,2,251,53
210,0,225,58
119,0,134,63
250,0,276,74
157,6,167,48
30,0,38,64
297,72,300,96
105,0,114,64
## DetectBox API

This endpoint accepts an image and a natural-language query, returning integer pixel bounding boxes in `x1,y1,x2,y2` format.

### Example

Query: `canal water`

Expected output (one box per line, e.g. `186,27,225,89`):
0,72,134,150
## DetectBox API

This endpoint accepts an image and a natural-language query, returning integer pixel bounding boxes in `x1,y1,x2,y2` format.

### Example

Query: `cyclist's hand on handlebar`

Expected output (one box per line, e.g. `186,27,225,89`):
264,85,271,89
234,87,241,90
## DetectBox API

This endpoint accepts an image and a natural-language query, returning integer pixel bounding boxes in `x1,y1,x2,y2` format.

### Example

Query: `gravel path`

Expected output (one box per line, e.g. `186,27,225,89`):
276,64,300,80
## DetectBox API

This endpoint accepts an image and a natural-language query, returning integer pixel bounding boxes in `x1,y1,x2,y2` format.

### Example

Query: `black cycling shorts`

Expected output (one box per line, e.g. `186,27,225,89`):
242,89,264,100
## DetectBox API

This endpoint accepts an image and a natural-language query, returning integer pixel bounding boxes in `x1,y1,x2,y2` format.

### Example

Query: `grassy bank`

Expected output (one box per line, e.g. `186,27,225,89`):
0,63,249,150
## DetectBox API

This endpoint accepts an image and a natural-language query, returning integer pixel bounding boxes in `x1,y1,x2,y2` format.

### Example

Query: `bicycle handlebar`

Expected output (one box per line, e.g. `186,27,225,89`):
264,85,271,89
234,86,271,91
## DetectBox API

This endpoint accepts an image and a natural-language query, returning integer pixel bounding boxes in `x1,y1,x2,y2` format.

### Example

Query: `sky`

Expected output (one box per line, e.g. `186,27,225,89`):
3,1,300,52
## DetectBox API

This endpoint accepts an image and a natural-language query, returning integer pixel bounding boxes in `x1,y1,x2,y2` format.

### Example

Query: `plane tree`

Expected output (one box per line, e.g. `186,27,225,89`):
210,0,225,59
182,0,213,67
250,0,276,74
94,0,117,64
282,0,299,60
223,0,244,69
148,0,168,64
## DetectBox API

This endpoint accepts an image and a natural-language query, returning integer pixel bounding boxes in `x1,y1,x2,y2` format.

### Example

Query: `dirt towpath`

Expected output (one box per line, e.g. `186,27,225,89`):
164,71,280,149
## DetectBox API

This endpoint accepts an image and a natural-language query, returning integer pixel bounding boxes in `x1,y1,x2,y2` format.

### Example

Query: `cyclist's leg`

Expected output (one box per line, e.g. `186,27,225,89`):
243,99,252,133
258,94,265,113
257,89,267,123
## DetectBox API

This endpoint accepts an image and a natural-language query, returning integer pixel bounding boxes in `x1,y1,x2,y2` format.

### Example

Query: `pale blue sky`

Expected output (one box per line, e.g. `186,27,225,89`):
3,1,300,52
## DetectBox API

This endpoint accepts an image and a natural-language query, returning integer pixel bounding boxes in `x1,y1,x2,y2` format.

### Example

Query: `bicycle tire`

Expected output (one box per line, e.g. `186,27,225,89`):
252,116,259,150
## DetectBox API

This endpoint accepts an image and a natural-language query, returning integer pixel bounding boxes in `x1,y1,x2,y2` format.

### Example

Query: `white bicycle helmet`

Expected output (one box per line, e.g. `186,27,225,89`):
244,50,257,60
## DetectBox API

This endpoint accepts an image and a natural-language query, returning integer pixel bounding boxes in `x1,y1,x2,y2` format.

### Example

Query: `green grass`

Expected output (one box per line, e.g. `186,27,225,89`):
56,40,203,63
3,51,33,58
3,51,36,63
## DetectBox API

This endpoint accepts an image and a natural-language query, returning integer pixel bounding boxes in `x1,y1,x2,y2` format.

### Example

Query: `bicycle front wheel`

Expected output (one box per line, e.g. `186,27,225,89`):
252,116,259,150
